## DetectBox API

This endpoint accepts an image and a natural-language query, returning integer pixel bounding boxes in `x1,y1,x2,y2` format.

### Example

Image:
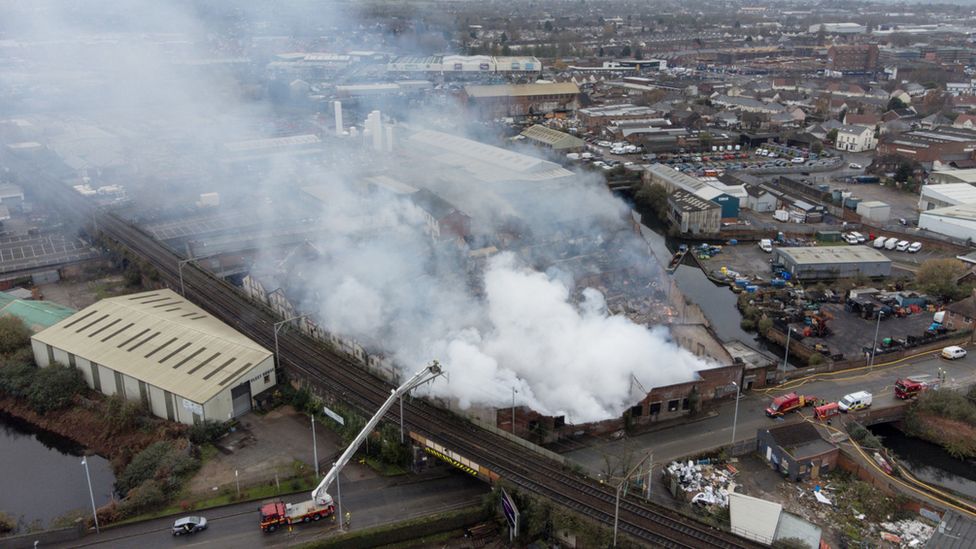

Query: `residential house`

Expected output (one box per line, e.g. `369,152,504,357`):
835,124,877,152
943,295,976,331
843,113,880,129
954,114,976,129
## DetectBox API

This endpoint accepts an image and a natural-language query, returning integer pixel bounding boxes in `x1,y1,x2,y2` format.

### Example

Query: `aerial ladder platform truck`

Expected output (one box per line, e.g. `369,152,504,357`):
259,361,443,532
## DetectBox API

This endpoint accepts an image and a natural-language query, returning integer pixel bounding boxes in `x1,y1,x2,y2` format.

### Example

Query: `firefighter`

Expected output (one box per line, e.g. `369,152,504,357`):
344,512,351,528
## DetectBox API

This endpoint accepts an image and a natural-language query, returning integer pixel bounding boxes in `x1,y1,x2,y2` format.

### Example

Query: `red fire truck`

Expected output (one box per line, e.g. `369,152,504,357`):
766,392,817,417
894,375,941,400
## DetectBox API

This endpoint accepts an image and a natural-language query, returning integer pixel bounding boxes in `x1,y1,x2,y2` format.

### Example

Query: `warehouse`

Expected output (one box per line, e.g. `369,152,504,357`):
919,203,976,241
519,125,584,151
668,190,721,234
30,289,275,425
855,200,890,223
918,183,976,211
774,246,891,280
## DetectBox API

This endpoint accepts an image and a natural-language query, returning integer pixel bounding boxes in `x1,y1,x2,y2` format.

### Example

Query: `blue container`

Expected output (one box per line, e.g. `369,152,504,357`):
735,278,750,287
728,239,738,245
771,279,786,287
745,285,758,293
781,272,792,281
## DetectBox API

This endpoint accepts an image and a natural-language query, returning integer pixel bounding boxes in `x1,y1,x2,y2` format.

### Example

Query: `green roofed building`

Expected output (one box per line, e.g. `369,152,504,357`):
0,293,76,332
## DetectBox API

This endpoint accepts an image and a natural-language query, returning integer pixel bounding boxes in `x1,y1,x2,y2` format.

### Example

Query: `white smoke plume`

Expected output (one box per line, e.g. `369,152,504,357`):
2,0,719,424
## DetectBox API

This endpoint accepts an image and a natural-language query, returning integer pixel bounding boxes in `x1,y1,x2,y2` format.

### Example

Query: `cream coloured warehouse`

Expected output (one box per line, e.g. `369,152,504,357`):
31,289,275,425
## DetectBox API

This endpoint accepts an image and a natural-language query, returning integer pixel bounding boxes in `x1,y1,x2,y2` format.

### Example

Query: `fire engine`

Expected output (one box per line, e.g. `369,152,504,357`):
765,392,817,417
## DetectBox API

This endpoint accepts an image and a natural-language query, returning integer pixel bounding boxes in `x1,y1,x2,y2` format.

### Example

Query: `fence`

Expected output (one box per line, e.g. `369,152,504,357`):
470,418,568,465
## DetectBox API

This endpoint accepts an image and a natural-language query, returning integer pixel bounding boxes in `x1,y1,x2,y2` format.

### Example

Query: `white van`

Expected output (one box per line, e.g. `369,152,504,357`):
838,391,872,412
850,232,866,243
759,239,773,253
873,237,888,249
941,346,967,360
885,238,898,250
896,240,910,251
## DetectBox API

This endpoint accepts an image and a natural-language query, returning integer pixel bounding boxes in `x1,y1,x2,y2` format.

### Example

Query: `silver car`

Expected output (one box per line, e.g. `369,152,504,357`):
172,516,207,536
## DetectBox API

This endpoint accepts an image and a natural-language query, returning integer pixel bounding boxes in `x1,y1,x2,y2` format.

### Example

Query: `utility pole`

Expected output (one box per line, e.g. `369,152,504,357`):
311,414,319,478
274,314,307,369
869,310,882,369
730,381,741,451
177,258,195,297
781,326,792,373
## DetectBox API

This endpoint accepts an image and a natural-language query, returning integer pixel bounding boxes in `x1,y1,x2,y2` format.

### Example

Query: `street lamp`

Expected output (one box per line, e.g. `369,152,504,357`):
511,387,518,434
177,258,195,297
273,314,307,369
869,310,883,369
311,413,319,478
781,326,792,373
81,456,100,534
730,381,741,451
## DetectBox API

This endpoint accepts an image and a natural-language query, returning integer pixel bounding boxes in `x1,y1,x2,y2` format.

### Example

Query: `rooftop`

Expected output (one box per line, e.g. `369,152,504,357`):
931,169,976,184
519,125,584,150
32,289,272,404
921,202,976,221
921,183,976,204
464,82,579,99
776,246,891,265
0,294,75,332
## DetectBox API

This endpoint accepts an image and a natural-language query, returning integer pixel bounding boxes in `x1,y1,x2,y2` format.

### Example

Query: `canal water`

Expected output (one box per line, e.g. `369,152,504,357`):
0,412,116,528
870,423,976,500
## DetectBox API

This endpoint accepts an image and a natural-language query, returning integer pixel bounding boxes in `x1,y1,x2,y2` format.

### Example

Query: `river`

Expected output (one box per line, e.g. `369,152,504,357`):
870,423,976,500
0,412,116,528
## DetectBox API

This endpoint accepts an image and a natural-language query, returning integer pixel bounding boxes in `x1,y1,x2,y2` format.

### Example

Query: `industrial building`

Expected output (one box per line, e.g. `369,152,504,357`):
31,289,276,425
919,203,976,241
774,246,892,280
757,422,838,481
644,164,743,218
667,190,721,234
461,82,580,117
918,183,976,211
929,168,976,185
519,125,584,151
855,200,890,223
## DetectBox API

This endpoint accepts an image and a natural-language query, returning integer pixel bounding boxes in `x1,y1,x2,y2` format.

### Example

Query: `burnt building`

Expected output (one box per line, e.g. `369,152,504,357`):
827,44,879,75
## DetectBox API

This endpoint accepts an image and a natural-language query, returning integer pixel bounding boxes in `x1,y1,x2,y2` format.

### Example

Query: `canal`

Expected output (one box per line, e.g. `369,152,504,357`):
0,412,116,528
870,423,976,501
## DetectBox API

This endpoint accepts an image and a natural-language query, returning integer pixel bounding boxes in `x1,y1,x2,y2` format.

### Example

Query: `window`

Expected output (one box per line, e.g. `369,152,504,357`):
668,399,680,412
649,402,662,415
682,398,690,411
630,404,643,417
263,373,271,384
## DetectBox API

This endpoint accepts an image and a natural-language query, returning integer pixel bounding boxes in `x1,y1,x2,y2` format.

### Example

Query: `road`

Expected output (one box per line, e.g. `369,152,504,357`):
57,471,486,549
567,348,976,473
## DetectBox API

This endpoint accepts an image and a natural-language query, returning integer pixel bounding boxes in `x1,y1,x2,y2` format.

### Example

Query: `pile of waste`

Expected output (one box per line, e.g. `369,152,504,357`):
878,519,935,547
665,459,737,508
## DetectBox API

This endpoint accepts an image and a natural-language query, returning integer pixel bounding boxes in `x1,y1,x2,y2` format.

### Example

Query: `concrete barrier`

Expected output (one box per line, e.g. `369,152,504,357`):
0,521,85,549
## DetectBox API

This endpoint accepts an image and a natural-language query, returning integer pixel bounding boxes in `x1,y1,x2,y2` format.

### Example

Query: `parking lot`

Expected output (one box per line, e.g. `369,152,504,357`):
799,302,938,361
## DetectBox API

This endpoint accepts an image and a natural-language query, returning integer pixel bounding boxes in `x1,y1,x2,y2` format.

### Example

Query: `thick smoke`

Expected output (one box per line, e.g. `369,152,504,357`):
3,0,718,424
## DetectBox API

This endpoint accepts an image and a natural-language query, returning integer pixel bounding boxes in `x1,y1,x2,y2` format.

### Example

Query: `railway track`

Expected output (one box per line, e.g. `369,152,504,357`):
10,153,761,548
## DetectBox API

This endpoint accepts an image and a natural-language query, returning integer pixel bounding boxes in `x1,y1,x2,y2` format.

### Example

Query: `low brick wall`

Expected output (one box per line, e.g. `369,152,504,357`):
1,522,86,549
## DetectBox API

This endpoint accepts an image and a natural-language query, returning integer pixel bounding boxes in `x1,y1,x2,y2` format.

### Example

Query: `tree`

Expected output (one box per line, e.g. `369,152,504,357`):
598,46,604,57
26,363,86,414
811,141,824,155
826,128,838,143
916,258,969,301
634,183,668,220
620,45,632,57
887,96,908,112
894,162,913,183
544,20,553,32
0,316,30,354
699,131,713,150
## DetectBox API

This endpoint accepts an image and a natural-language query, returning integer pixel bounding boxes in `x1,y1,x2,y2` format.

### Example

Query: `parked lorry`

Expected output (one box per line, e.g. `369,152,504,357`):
259,362,443,533
894,375,941,399
766,392,817,417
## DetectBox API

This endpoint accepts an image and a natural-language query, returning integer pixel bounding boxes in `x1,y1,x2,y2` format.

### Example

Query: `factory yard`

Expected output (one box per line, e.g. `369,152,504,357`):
795,302,938,361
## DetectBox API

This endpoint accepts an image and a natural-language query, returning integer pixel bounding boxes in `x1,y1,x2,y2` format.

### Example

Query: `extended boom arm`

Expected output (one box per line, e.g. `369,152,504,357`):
312,361,442,505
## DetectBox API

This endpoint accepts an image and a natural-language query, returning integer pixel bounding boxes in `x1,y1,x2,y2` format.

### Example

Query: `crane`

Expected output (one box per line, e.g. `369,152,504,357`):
311,361,443,506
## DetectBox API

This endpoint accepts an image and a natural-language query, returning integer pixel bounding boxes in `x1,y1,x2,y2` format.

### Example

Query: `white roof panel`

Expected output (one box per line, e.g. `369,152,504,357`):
32,289,271,403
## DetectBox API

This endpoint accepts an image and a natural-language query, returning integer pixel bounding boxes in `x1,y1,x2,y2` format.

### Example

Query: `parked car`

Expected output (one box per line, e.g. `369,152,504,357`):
896,240,910,251
173,516,208,536
941,346,967,360
908,242,922,253
849,163,863,169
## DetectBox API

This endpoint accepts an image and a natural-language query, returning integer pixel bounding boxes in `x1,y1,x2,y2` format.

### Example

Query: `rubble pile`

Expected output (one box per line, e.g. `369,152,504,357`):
665,460,738,508
878,519,935,548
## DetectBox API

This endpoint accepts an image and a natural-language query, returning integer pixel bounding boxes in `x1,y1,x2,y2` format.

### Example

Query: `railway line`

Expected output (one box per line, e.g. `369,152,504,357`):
11,152,761,548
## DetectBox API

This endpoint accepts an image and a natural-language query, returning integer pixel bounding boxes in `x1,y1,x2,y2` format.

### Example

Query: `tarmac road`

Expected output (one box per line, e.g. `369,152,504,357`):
567,348,976,473
56,470,486,549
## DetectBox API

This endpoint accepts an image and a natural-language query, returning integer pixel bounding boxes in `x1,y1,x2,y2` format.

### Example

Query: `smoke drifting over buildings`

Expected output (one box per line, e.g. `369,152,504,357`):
2,0,716,423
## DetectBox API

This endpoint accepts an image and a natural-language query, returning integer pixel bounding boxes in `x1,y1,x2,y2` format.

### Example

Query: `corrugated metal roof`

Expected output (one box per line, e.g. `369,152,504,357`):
928,511,976,548
464,82,579,99
729,493,781,543
519,125,584,149
31,289,271,404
